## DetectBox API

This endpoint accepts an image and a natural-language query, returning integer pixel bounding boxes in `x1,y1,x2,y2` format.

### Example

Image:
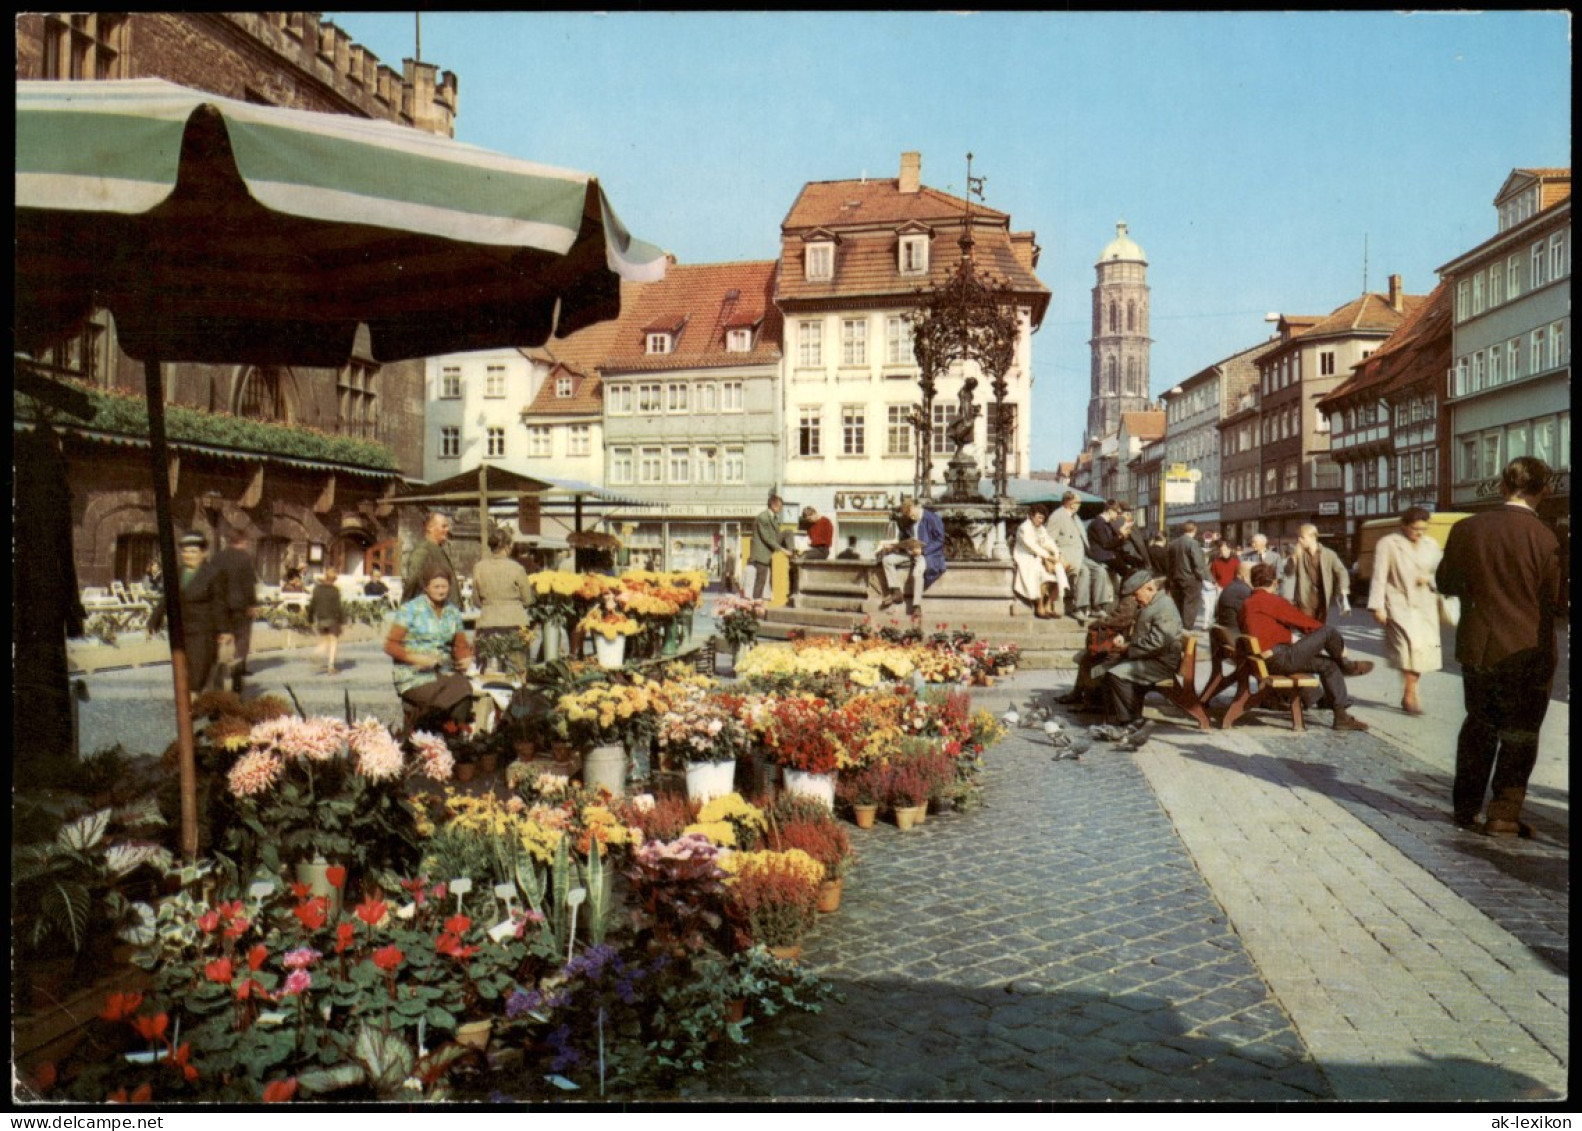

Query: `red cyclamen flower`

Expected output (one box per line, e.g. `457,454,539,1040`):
292,899,327,930
204,957,234,984
372,945,404,972
263,1078,299,1103
100,991,144,1022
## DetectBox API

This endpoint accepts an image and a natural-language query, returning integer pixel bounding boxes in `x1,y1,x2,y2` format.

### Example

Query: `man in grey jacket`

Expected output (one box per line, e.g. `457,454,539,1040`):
1046,491,1089,617
1281,523,1351,623
1095,571,1184,751
747,494,784,599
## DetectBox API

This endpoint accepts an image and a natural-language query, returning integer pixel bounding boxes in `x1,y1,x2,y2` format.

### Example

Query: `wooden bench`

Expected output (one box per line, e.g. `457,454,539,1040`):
1198,625,1239,704
1219,634,1322,732
1149,633,1212,730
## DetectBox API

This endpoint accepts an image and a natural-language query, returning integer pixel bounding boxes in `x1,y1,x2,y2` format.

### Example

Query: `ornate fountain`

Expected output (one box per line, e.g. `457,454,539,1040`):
908,154,1023,561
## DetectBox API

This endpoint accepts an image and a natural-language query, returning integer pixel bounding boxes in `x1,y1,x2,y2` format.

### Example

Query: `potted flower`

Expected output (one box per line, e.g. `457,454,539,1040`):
836,761,889,829
474,624,537,679
578,595,641,669
768,795,854,913
714,595,766,656
557,679,663,797
656,693,748,805
885,762,932,831
760,695,842,809
719,849,823,959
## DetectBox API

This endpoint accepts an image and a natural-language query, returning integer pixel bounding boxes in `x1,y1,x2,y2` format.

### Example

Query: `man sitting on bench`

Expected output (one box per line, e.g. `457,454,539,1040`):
1240,563,1374,732
1093,571,1183,751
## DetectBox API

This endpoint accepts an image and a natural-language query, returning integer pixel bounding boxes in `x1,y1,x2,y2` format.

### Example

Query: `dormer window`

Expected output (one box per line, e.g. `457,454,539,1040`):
556,377,573,397
806,242,834,281
646,333,673,355
899,234,929,275
726,328,753,353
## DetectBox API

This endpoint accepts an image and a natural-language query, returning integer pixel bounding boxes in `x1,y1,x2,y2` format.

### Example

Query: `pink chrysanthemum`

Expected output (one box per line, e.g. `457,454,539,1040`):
247,716,295,751
283,947,322,970
347,716,388,751
228,750,284,798
353,728,405,782
281,969,313,997
280,717,348,762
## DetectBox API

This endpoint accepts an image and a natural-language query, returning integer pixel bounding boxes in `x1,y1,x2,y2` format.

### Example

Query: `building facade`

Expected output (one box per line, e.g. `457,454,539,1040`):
424,349,539,483
775,152,1049,551
1317,282,1452,534
15,12,454,586
1158,340,1276,536
1217,387,1263,548
1254,279,1424,550
1087,223,1153,444
1437,168,1570,527
599,261,785,576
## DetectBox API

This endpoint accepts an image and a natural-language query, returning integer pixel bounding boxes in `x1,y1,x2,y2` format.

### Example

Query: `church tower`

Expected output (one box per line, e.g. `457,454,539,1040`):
1087,222,1153,442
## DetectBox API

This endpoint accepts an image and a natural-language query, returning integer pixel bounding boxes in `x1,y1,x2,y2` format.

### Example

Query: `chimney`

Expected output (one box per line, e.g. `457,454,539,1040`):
1387,273,1404,313
899,151,921,194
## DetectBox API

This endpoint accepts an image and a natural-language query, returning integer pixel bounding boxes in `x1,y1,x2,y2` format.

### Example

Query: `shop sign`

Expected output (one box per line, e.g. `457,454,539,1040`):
834,490,897,511
1317,501,1341,516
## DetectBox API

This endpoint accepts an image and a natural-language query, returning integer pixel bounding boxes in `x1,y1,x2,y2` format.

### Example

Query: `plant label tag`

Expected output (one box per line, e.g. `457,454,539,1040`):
488,919,517,943
248,880,276,902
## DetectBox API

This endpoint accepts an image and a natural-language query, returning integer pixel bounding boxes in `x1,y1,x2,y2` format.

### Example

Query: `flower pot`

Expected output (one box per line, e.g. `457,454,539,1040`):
593,633,627,669
852,804,878,830
661,618,683,657
817,877,844,913
538,623,565,663
767,942,803,962
582,743,627,798
454,1018,493,1051
685,759,737,806
477,752,498,775
295,857,345,920
551,741,576,765
1000,664,1016,676
724,998,747,1024
894,804,926,831
513,739,538,762
782,768,836,810
454,761,477,784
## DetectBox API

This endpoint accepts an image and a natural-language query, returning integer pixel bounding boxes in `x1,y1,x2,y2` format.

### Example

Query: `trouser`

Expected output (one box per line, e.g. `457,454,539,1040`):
1167,583,1203,633
1201,586,1219,631
1265,627,1351,711
879,553,922,602
1453,650,1553,824
229,620,254,692
750,562,771,598
1080,561,1113,611
186,630,218,694
401,673,476,733
1064,562,1088,611
1103,673,1148,725
802,547,830,562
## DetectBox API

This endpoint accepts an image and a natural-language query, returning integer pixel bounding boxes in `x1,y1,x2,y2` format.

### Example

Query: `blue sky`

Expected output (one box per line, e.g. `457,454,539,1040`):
325,11,1570,469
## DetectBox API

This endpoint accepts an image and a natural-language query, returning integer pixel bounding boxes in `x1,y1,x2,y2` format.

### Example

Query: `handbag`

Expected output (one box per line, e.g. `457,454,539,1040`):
1438,593,1462,628
1086,623,1123,657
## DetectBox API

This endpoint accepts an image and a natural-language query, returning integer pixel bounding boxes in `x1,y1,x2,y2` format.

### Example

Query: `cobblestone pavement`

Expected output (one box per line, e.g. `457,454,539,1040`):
75,635,1568,1103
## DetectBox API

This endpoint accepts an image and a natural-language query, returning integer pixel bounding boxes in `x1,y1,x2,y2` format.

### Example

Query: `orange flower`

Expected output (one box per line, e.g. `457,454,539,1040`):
372,944,404,972
335,921,356,955
204,957,234,984
132,1012,169,1043
171,1042,198,1083
355,897,388,928
247,943,269,971
325,865,347,890
100,991,144,1022
262,1078,299,1103
444,914,471,935
292,898,327,930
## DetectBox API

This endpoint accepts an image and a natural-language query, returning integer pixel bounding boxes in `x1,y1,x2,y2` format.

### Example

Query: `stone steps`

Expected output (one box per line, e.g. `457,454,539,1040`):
758,606,1084,669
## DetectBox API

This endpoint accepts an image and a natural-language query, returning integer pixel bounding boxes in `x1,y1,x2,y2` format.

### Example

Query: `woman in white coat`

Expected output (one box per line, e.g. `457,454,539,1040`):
1013,506,1068,618
1367,507,1443,715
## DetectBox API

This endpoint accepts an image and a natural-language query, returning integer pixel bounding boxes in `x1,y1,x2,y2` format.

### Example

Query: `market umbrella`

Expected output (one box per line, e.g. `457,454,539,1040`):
15,78,668,856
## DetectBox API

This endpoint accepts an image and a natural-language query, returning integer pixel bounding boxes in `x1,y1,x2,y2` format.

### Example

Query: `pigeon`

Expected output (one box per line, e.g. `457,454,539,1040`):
1001,710,1020,727
1113,720,1155,751
1042,720,1063,736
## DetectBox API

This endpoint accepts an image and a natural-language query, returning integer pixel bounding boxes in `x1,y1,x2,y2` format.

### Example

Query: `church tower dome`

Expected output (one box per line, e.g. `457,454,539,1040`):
1087,221,1153,442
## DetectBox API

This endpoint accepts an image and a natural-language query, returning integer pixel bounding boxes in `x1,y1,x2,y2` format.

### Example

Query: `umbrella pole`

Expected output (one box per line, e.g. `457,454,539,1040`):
144,359,201,861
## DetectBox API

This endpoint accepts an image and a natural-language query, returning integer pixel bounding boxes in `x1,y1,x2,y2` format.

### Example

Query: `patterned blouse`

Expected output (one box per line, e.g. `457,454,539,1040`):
388,595,466,694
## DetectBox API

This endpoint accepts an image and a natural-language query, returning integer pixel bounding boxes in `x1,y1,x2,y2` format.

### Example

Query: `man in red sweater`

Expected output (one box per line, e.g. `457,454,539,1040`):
800,506,836,561
1241,563,1374,731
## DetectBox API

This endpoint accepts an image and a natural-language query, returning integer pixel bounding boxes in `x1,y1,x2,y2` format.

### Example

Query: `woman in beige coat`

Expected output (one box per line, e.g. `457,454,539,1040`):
1367,507,1443,715
1012,507,1068,618
472,527,535,670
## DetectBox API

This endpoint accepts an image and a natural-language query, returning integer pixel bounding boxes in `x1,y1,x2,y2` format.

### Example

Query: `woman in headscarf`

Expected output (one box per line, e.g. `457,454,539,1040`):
1012,506,1068,618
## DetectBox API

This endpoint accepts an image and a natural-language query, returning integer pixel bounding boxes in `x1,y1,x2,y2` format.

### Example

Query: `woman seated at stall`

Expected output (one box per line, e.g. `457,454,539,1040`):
1012,505,1068,619
384,564,475,732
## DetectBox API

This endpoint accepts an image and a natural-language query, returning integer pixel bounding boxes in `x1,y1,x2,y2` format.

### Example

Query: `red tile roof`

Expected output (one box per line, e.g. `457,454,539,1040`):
599,260,784,373
1120,411,1166,440
1301,290,1427,339
777,175,1048,322
522,367,602,418
1315,282,1451,411
528,278,641,376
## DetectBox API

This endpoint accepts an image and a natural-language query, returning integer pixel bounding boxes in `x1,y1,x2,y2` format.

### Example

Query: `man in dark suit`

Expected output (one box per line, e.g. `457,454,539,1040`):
147,532,235,694
1215,561,1254,631
1437,457,1561,837
1083,499,1124,615
1167,521,1210,632
210,529,259,693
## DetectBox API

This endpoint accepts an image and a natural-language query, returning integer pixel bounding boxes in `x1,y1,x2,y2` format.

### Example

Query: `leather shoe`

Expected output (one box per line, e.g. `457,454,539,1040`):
1482,818,1534,838
1452,813,1479,830
1340,658,1374,678
878,592,903,610
1332,709,1369,732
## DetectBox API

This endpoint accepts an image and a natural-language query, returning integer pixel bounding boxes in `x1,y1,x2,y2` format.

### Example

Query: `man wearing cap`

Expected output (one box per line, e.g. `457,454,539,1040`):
147,532,234,694
402,512,459,607
1094,571,1183,750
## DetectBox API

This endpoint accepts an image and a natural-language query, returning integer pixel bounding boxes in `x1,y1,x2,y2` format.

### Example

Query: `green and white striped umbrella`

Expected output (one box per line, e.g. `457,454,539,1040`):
16,78,667,364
